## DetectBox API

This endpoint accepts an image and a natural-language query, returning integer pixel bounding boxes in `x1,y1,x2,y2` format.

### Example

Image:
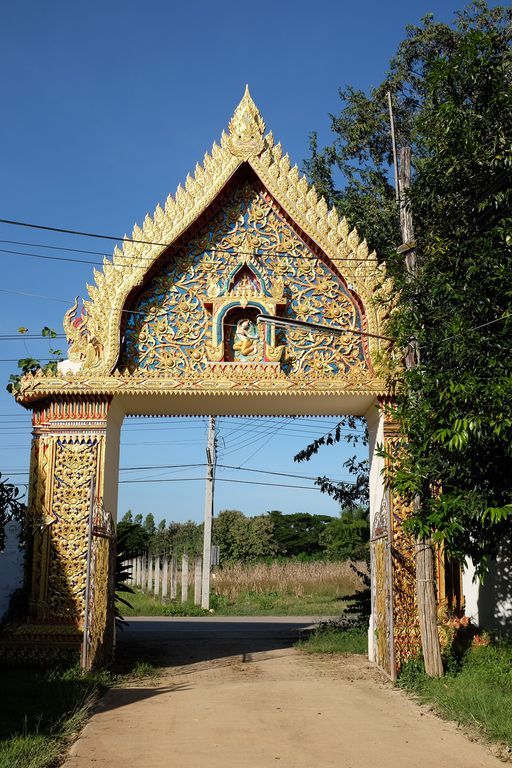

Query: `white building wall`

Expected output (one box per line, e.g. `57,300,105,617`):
0,520,25,620
463,535,512,635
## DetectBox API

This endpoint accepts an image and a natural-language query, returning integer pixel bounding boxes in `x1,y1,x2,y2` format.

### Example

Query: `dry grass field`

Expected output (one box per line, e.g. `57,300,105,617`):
123,559,368,617
211,560,366,601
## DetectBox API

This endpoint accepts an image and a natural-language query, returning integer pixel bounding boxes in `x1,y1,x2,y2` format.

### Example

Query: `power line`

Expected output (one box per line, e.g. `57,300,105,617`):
5,471,328,491
0,239,114,257
0,287,68,303
0,219,382,263
1,461,358,485
118,476,323,491
259,314,395,343
0,286,372,343
238,418,292,467
219,463,356,485
0,334,66,340
439,312,511,343
0,242,382,269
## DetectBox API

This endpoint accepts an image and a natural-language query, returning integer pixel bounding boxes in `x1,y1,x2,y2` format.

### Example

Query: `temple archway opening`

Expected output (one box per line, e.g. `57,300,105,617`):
112,410,372,669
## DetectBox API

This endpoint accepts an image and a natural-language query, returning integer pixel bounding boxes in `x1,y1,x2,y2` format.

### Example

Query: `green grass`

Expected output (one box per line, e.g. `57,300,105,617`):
0,660,163,768
122,588,347,617
297,618,368,654
211,590,347,616
122,590,210,617
0,665,112,768
398,642,512,748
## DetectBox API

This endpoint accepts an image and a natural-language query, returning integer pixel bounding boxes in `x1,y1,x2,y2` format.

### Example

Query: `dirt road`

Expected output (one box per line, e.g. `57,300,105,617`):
65,618,503,768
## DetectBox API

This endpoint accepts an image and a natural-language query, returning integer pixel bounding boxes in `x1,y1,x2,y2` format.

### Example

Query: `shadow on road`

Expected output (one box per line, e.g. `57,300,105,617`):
115,617,318,672
95,683,191,717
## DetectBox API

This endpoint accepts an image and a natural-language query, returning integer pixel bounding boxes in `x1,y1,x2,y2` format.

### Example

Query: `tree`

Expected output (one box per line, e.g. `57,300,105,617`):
116,519,149,555
304,2,512,675
213,510,277,565
268,511,334,558
150,519,170,554
167,520,202,557
320,507,369,561
305,2,511,263
120,510,133,524
143,513,155,537
294,417,369,512
386,10,512,569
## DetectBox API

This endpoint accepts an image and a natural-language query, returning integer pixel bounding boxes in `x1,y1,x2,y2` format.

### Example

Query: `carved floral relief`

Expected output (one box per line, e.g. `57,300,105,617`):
118,178,367,382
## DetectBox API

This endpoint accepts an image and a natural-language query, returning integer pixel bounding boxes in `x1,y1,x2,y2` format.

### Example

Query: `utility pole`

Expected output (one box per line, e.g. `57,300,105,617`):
395,138,443,677
201,415,216,609
387,90,400,206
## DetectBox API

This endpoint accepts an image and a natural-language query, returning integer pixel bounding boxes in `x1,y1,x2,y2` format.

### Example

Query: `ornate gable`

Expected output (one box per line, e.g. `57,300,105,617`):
16,87,392,403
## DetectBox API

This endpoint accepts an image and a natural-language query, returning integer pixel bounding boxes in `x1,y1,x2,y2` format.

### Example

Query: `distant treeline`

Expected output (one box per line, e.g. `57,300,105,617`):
118,508,369,564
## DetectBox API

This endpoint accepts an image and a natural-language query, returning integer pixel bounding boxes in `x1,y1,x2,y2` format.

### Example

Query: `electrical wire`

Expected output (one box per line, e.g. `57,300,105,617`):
439,312,511,344
219,419,290,457
1,462,357,485
0,220,382,263
238,418,292,467
118,476,323,490
0,243,382,270
0,287,69,303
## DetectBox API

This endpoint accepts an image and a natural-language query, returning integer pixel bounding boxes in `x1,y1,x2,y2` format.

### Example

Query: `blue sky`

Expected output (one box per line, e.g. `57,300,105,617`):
0,0,488,523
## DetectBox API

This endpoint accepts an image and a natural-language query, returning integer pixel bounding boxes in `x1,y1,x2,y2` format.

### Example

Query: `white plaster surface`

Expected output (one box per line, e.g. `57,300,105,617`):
365,402,385,663
463,541,512,635
0,520,25,620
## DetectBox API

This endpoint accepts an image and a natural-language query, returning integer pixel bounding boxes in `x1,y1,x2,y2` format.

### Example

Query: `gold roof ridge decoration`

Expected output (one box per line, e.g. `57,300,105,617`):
17,87,393,399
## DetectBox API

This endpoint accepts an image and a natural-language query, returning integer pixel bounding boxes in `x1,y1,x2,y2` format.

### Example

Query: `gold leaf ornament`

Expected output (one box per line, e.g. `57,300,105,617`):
226,85,265,160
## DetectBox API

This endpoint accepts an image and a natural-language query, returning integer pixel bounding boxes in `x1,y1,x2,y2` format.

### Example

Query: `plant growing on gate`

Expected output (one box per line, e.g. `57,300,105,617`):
114,523,136,628
7,327,63,393
0,473,26,551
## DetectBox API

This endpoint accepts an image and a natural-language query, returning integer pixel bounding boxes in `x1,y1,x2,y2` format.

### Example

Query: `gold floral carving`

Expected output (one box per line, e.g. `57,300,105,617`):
18,87,393,401
85,500,115,669
46,438,100,625
373,536,392,676
28,435,55,619
114,193,365,380
383,419,421,670
63,297,103,366
225,84,265,159
26,401,110,627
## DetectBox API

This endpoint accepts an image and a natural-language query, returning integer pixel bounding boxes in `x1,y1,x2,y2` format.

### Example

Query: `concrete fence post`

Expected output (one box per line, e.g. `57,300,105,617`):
194,556,202,606
154,556,160,596
140,555,146,589
146,555,153,593
162,556,169,598
181,553,189,603
171,555,178,600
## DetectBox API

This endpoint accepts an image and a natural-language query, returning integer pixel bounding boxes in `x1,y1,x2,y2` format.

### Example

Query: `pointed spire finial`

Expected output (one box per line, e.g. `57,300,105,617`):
226,86,265,160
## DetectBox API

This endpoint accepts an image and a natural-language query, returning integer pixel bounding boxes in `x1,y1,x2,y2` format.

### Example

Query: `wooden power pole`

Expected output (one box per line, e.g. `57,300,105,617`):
397,145,443,677
201,415,216,609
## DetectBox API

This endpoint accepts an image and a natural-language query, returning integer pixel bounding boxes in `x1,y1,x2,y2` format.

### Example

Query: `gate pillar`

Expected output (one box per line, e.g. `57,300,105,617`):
367,403,421,679
22,397,121,665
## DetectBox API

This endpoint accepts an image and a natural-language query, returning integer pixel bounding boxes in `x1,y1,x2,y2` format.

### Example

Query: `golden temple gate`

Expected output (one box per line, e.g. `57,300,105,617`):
6,88,421,673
